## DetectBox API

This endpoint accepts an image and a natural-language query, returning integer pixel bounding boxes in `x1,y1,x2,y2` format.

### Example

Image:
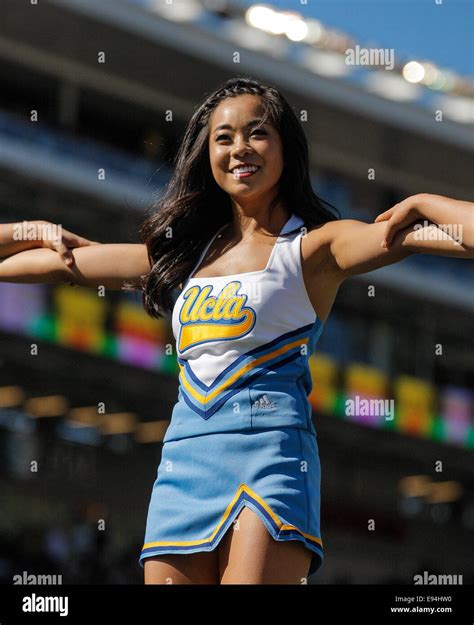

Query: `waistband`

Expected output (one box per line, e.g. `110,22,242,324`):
163,378,317,443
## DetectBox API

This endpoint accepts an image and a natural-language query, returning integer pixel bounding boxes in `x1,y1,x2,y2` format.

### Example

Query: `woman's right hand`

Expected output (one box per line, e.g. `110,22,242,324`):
39,222,100,266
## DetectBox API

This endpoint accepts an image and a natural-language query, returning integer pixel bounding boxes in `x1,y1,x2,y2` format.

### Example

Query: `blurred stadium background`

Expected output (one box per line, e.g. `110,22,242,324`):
0,0,473,585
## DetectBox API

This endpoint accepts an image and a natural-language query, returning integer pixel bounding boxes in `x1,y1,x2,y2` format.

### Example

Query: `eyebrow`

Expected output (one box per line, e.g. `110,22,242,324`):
212,119,266,133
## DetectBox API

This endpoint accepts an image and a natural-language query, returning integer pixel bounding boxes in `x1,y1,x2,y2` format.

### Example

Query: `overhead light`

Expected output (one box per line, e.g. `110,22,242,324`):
67,406,101,426
135,421,169,443
427,72,448,91
24,395,68,418
437,69,457,91
285,16,309,42
304,19,325,45
246,4,275,32
100,412,137,435
398,475,432,497
269,11,290,35
403,61,426,84
426,481,463,504
422,62,444,89
0,386,25,408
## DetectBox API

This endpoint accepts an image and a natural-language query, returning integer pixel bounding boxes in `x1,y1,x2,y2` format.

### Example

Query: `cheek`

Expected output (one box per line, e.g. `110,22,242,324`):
209,149,225,178
265,145,284,179
262,140,283,168
210,147,227,170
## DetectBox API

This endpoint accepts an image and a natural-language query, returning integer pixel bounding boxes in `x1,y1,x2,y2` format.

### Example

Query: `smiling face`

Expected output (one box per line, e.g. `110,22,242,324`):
208,94,284,209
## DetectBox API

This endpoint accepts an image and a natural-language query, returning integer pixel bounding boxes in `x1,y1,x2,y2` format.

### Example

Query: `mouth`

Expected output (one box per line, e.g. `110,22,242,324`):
230,165,261,180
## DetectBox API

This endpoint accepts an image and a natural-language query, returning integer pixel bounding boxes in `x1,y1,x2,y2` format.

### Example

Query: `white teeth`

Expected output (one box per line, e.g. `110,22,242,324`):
232,166,259,175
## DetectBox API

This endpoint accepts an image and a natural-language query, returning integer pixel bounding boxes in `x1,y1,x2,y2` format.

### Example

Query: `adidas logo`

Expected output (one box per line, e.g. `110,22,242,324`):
252,394,277,409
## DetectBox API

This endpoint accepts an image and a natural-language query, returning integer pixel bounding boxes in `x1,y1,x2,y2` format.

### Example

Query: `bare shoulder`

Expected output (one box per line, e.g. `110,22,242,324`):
301,219,370,263
300,220,348,271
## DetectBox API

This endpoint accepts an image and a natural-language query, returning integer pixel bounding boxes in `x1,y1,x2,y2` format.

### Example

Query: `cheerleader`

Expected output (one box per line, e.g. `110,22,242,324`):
0,77,472,584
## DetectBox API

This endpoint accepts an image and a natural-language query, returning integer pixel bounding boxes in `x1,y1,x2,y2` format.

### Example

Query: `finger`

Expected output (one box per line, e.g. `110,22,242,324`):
374,207,395,223
376,202,402,222
64,235,96,248
383,220,399,247
384,214,410,247
78,237,98,247
54,243,75,265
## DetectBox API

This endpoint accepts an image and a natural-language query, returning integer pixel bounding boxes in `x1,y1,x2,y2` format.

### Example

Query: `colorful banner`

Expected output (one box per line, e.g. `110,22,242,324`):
0,283,472,449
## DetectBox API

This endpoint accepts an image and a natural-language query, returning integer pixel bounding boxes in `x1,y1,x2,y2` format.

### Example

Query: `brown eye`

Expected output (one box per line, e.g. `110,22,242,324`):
216,129,266,141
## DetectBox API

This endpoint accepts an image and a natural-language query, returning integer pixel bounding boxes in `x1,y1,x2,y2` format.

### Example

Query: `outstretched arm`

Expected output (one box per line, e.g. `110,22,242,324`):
375,193,473,252
0,244,151,290
321,193,473,278
0,220,97,263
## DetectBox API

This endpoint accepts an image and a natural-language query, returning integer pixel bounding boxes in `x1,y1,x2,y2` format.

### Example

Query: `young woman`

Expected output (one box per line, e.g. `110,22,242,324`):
0,77,472,585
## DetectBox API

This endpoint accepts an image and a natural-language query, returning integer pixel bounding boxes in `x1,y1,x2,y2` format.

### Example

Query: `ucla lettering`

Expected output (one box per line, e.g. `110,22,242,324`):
178,281,256,352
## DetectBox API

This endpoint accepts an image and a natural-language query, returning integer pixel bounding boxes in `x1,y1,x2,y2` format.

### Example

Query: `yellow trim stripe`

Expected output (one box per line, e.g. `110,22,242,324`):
180,337,309,406
142,482,322,550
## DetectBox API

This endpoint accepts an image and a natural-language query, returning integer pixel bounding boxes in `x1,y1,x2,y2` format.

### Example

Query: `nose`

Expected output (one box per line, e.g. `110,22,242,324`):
230,134,254,157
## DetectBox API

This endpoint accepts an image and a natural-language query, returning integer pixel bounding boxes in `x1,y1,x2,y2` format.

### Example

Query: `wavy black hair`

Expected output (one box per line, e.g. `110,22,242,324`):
132,76,339,318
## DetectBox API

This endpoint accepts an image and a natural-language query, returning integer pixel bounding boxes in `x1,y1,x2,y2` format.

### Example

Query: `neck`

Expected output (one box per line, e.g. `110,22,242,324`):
227,197,290,239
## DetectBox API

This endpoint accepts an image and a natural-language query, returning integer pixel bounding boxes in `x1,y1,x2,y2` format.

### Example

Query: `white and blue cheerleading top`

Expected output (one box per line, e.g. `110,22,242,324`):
164,212,324,442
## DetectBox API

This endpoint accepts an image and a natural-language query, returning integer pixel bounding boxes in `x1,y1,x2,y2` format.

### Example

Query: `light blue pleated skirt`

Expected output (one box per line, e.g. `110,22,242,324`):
139,425,323,577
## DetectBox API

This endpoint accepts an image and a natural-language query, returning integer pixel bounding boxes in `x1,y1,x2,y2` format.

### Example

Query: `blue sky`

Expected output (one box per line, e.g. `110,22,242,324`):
241,0,474,77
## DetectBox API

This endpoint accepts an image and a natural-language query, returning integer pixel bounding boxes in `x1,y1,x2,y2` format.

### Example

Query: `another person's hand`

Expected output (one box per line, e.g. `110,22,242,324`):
374,194,425,248
39,222,100,266
375,193,473,257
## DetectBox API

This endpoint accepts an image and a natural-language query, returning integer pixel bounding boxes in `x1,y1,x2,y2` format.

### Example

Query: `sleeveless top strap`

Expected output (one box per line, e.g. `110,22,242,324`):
269,214,316,320
185,224,227,284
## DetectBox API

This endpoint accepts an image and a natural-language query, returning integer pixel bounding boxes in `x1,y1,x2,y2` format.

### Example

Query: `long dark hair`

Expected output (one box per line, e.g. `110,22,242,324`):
132,76,339,319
